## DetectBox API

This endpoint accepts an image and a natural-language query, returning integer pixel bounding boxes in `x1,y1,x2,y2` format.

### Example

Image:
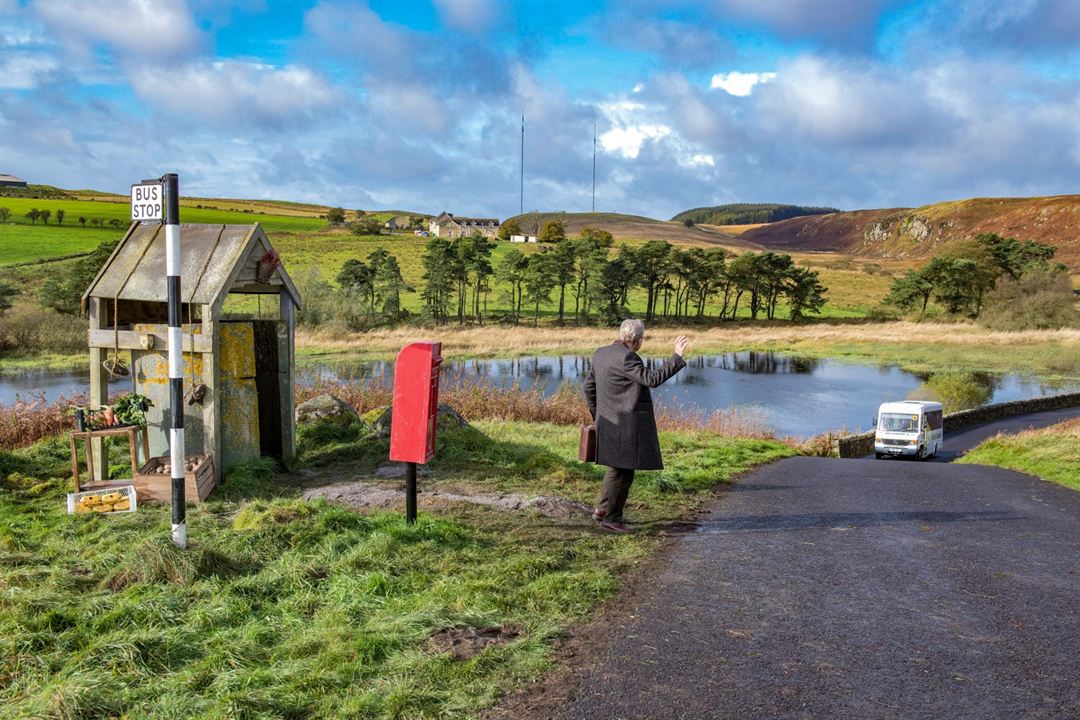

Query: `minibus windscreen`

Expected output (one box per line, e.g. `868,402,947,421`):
880,413,919,432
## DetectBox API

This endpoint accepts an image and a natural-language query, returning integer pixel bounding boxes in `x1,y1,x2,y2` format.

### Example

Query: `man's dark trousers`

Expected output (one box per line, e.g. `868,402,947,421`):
598,467,635,522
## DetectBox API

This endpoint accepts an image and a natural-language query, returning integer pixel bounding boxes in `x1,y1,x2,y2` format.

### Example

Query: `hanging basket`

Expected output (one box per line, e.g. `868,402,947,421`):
256,249,280,283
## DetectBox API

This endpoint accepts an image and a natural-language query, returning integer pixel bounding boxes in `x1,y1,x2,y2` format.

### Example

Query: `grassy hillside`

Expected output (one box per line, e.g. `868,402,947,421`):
503,211,761,252
672,203,838,226
742,195,1080,270
0,196,432,266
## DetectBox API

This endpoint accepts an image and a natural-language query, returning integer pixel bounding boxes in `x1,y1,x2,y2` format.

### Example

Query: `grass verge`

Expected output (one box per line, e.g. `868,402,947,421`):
0,419,792,718
956,417,1080,491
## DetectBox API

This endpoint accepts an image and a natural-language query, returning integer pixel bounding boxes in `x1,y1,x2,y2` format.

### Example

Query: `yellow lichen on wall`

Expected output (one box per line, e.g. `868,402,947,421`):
219,322,260,469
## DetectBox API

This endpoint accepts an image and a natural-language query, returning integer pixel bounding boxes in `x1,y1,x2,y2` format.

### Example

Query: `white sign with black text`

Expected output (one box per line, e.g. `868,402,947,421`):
131,182,164,222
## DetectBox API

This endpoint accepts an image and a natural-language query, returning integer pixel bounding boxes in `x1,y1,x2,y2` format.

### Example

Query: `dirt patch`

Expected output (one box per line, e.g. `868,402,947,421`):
302,481,592,519
429,625,521,660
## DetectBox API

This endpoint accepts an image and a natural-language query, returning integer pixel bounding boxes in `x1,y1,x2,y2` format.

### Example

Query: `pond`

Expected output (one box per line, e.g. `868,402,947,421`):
11,352,1076,438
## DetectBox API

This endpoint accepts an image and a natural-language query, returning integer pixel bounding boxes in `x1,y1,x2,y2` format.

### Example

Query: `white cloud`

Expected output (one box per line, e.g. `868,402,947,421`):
32,0,203,62
709,71,776,96
432,0,502,33
0,52,60,89
129,61,339,127
600,124,672,159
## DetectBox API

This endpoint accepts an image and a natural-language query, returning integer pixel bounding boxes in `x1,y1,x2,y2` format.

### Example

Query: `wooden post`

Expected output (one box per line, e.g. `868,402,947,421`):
280,289,296,469
203,302,223,486
87,298,109,480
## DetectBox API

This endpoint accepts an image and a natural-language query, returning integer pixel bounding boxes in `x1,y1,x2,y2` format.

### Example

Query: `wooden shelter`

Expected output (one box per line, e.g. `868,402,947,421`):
82,223,301,486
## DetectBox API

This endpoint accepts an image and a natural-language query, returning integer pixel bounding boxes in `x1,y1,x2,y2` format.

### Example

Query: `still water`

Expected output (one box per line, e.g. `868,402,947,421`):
5,352,1075,438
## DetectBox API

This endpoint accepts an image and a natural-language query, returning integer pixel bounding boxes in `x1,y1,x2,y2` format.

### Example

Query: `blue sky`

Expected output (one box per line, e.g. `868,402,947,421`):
1,0,1077,219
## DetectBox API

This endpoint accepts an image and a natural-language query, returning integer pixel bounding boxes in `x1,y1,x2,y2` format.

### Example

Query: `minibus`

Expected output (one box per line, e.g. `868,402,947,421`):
874,400,944,459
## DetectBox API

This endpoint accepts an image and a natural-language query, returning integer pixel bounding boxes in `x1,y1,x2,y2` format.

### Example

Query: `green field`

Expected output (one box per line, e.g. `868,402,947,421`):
0,418,792,718
0,198,327,265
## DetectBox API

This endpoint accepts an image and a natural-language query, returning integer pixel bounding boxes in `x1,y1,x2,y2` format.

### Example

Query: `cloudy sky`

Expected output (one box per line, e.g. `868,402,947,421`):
1,0,1077,218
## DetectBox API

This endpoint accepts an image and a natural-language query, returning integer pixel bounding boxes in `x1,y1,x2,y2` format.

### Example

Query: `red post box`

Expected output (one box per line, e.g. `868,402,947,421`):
389,341,442,464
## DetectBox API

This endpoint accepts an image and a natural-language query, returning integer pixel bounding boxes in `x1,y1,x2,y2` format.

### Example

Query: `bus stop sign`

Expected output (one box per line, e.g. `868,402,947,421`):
131,181,164,223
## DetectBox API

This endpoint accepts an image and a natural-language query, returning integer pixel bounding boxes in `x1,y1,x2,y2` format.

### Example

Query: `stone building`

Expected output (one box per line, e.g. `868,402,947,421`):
428,211,500,238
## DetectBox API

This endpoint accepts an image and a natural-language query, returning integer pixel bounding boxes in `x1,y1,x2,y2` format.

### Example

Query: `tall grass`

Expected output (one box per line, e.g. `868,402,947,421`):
0,418,793,718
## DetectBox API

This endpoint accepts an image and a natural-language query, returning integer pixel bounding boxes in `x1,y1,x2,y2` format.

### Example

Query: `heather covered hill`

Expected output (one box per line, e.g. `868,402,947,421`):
672,203,838,226
742,196,1080,269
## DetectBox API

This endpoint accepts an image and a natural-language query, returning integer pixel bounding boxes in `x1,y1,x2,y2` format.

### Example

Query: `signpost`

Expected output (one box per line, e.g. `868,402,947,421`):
131,174,186,548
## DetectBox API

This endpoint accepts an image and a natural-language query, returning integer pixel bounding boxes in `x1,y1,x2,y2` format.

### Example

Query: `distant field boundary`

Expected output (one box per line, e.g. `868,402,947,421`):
832,392,1080,458
2,251,94,268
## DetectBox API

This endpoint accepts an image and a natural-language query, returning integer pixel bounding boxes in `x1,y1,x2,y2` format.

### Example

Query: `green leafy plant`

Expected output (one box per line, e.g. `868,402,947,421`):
113,392,154,426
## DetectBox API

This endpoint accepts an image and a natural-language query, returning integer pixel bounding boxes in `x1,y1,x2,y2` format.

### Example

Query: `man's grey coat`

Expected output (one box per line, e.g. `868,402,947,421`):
584,342,686,470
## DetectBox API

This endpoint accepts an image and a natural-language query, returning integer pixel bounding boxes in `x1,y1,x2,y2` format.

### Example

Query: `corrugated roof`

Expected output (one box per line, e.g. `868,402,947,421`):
83,223,301,310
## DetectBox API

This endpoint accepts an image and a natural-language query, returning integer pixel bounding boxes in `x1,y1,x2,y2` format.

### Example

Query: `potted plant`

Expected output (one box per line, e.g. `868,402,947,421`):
112,393,154,427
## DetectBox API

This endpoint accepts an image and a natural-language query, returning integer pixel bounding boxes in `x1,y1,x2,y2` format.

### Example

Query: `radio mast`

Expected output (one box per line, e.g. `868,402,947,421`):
520,115,525,215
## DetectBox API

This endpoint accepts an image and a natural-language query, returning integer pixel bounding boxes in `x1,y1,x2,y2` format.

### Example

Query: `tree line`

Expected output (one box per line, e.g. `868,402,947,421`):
0,206,123,229
883,233,1064,317
299,227,829,330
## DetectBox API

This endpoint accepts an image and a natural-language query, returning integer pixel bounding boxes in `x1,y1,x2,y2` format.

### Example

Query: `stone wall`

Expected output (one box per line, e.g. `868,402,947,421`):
830,392,1080,458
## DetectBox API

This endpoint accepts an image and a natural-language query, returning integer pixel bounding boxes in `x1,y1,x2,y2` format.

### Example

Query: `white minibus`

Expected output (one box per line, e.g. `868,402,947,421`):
874,400,944,460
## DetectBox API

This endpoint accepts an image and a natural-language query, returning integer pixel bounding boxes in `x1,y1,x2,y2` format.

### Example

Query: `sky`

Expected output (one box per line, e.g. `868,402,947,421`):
1,0,1078,219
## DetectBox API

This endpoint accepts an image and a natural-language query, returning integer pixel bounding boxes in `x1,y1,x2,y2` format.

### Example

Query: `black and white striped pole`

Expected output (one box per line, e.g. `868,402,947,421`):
164,173,186,549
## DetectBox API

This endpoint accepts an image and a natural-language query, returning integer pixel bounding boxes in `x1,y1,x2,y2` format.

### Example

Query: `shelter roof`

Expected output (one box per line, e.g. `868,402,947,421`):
82,223,301,311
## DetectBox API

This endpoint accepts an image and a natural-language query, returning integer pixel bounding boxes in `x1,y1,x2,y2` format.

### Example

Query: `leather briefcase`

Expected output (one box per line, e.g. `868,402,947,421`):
579,424,596,463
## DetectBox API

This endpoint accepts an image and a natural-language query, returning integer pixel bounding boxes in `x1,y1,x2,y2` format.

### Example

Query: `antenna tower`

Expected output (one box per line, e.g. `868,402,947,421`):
592,123,597,212
520,115,525,215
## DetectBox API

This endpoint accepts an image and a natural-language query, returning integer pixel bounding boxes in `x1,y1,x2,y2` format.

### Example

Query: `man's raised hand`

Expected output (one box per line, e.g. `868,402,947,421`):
675,335,690,357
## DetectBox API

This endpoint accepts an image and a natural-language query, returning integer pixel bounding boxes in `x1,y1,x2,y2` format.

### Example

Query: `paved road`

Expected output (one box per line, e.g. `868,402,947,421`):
870,405,1080,463
533,457,1080,720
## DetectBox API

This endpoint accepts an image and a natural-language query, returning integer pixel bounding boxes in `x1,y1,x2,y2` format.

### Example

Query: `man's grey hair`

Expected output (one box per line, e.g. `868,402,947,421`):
619,318,645,345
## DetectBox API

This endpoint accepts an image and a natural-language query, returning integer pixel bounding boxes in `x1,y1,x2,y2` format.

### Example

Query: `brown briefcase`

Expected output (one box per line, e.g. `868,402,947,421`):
578,424,596,462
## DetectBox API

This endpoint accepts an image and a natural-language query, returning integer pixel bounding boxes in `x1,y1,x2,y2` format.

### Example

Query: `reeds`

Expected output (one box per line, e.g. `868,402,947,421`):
3,378,779,451
0,392,85,450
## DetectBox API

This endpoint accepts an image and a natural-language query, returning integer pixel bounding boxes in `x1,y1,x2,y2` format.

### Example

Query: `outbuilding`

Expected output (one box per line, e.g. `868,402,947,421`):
81,223,301,490
0,174,27,188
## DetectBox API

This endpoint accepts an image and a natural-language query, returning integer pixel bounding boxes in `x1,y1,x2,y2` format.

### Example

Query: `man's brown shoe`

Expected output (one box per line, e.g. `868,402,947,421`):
600,521,631,533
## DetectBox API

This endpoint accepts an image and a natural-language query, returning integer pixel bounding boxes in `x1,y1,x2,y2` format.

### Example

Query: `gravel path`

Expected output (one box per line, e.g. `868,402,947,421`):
514,456,1080,720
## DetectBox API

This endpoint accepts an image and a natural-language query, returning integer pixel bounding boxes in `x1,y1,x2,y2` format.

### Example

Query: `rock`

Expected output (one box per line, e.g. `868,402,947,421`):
436,404,469,428
368,403,469,439
295,394,360,425
374,464,405,479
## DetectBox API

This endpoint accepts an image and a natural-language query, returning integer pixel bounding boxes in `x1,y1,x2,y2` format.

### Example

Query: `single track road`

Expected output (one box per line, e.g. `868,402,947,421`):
502,455,1080,720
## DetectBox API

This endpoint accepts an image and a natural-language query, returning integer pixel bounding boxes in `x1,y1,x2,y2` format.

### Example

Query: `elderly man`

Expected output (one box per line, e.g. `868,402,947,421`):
584,319,689,533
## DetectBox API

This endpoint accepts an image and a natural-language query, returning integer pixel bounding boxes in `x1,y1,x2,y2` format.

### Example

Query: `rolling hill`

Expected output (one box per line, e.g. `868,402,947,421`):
742,195,1080,270
503,211,762,251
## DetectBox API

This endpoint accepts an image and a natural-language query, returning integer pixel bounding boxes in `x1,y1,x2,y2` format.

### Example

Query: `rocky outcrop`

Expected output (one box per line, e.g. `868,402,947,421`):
295,394,360,425
366,403,470,439
743,195,1080,269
